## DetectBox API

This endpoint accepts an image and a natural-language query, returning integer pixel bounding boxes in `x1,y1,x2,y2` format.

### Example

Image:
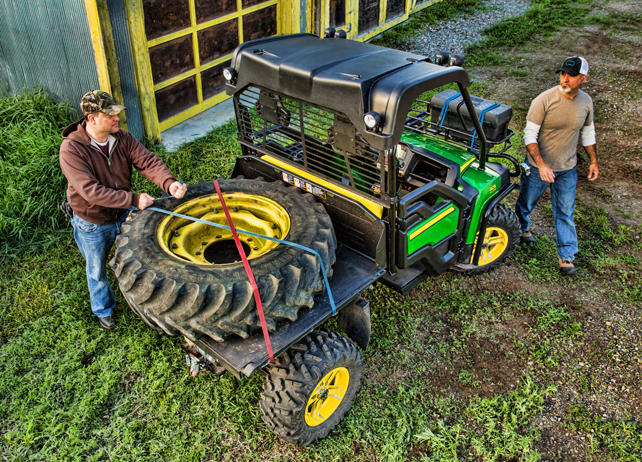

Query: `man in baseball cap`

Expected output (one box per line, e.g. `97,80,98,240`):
59,90,187,330
556,56,589,77
515,56,598,276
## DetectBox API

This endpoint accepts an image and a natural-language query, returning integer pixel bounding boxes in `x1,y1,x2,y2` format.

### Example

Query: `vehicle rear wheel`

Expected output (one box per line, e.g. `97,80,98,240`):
454,203,520,275
259,329,363,446
109,178,336,342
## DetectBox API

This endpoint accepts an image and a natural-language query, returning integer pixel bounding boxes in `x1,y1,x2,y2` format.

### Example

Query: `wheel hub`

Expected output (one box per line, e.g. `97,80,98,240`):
305,367,350,427
157,193,291,265
478,226,509,264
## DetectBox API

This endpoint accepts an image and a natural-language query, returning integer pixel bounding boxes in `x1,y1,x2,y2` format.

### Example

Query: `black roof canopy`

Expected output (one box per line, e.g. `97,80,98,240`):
226,34,472,150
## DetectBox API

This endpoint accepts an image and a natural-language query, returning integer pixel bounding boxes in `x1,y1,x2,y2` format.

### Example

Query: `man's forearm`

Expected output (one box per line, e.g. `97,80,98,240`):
526,143,546,168
584,144,597,165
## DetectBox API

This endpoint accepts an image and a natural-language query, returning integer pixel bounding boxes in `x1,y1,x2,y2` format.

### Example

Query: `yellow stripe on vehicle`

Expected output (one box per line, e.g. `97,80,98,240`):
461,156,476,171
260,155,384,218
409,206,456,240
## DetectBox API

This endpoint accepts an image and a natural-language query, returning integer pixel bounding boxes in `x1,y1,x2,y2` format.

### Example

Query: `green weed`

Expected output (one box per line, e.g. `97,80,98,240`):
567,405,642,461
416,376,555,461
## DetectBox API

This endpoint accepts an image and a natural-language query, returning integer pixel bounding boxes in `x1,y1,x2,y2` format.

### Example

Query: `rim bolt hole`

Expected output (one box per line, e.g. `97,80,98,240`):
173,230,179,237
172,243,178,249
271,223,277,229
216,235,222,239
196,251,201,256
253,247,258,251
202,242,208,245
247,238,253,242
233,206,239,212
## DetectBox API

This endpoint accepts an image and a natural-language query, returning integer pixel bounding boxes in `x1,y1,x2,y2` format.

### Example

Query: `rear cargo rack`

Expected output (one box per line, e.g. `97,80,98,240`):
405,105,514,157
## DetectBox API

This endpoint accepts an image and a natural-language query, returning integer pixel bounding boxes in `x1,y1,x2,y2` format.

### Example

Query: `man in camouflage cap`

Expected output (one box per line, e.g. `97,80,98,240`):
80,89,126,116
59,90,187,330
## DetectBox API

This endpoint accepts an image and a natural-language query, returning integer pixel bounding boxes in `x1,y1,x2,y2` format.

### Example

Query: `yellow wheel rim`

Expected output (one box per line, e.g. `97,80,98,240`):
478,226,509,265
305,367,350,427
157,193,290,265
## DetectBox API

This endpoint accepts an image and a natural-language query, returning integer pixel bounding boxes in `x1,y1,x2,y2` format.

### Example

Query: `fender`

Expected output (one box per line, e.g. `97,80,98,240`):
337,297,371,350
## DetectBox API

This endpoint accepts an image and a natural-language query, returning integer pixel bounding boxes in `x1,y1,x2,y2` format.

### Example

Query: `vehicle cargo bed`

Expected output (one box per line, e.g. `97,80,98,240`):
192,245,383,378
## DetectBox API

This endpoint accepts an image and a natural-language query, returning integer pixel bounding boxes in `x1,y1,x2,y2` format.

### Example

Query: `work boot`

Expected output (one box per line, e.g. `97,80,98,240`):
520,231,536,245
98,315,116,330
559,258,577,276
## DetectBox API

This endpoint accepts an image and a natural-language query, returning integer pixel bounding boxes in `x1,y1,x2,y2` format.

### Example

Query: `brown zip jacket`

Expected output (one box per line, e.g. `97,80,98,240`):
59,119,176,225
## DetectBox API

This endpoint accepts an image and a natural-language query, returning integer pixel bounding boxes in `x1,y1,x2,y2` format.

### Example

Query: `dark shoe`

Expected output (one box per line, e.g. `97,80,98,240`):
559,259,577,276
98,315,116,330
520,231,536,245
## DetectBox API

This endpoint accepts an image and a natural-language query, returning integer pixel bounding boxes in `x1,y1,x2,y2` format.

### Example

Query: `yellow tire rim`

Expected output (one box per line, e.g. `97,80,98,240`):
477,226,509,265
305,367,350,427
157,193,291,265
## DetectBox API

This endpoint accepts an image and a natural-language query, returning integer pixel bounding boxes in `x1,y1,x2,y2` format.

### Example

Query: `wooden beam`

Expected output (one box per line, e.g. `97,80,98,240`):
84,0,111,92
125,0,161,143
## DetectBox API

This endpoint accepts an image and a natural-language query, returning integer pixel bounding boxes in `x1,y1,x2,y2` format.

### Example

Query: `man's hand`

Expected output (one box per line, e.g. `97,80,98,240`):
169,181,187,199
537,162,556,183
526,142,555,183
137,193,155,210
588,163,599,181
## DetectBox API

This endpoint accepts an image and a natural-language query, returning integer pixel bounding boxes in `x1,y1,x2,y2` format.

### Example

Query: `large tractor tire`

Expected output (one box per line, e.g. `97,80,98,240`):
453,203,520,275
109,178,336,341
260,329,363,446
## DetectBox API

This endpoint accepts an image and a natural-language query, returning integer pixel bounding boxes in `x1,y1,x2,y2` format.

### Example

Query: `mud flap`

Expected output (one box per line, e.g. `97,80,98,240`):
337,297,371,350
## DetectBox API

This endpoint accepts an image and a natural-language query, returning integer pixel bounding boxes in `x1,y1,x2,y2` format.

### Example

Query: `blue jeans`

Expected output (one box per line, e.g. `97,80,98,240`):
515,163,578,261
72,211,130,318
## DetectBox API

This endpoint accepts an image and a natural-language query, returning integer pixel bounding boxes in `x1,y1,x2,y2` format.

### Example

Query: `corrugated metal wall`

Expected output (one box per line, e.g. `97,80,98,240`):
107,0,145,141
0,0,99,115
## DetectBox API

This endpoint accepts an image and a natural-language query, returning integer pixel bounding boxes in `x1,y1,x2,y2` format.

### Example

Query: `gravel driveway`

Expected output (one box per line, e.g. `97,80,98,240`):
402,0,531,58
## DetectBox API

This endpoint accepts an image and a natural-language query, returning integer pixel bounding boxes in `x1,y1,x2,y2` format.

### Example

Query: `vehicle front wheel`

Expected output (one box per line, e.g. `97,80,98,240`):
453,203,520,275
259,329,363,446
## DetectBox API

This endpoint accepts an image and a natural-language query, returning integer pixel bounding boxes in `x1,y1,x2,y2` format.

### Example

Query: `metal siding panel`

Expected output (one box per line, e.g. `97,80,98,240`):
0,0,99,114
0,3,18,94
54,0,101,105
107,0,145,141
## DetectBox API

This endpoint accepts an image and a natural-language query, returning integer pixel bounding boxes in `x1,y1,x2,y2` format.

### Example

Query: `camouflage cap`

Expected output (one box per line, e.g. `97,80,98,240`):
80,90,126,116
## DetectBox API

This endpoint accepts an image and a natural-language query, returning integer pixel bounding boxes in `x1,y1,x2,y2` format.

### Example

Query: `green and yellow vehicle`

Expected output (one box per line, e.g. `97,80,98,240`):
111,32,524,446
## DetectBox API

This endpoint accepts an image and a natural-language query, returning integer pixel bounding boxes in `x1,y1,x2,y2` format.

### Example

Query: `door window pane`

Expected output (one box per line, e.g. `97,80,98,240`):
156,76,198,121
198,20,239,65
149,35,194,84
143,0,190,40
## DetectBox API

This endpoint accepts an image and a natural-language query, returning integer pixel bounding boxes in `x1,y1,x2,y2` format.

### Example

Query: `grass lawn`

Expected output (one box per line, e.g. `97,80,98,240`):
2,0,641,460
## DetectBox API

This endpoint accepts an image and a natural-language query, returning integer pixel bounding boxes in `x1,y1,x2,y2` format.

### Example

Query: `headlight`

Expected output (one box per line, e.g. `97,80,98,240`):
435,51,450,66
223,67,237,82
449,54,464,67
364,112,381,130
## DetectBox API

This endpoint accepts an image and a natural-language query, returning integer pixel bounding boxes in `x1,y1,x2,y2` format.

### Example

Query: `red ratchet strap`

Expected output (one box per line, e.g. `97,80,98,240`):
213,180,274,361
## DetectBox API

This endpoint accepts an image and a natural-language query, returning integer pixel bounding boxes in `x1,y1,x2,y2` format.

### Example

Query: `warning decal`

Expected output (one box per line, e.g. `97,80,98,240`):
281,172,326,199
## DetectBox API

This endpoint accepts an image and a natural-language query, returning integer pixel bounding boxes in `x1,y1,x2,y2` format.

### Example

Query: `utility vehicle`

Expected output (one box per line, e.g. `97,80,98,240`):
110,32,523,446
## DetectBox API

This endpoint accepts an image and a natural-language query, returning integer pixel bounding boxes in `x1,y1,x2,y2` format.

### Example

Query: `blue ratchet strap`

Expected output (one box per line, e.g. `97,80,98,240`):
147,206,338,316
438,92,462,128
470,103,500,151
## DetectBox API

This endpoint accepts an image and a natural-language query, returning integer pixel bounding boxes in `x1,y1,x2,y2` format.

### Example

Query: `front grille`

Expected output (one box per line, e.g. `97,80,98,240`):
236,86,387,199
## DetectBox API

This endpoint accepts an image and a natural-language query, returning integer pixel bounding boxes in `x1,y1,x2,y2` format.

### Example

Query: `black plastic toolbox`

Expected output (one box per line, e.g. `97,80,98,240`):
430,89,513,143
